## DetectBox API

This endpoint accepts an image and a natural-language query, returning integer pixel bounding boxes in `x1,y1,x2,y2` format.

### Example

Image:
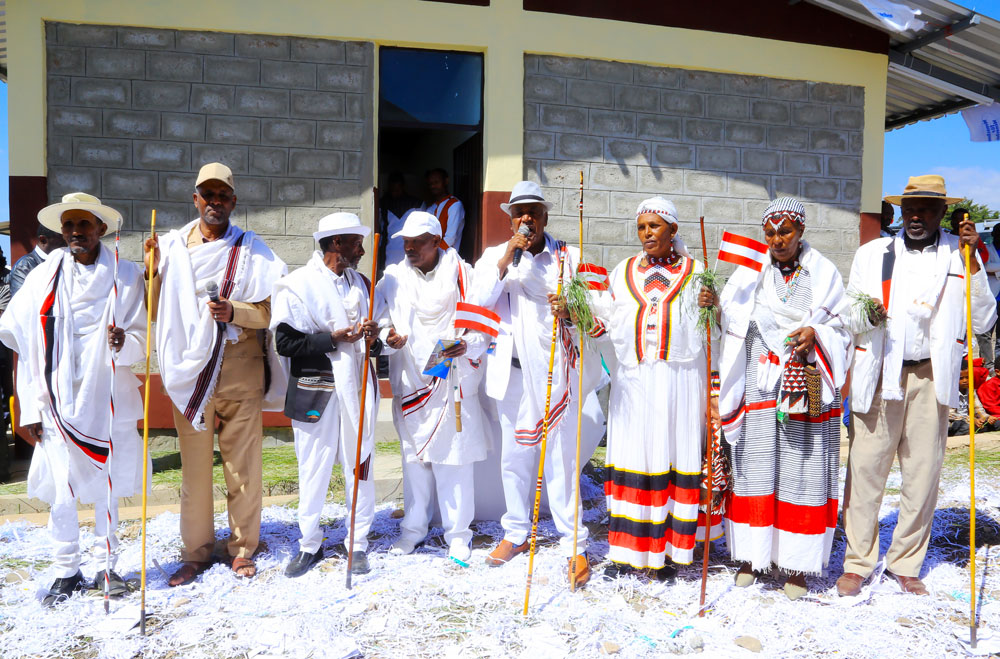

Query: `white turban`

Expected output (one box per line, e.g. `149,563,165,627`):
635,196,690,258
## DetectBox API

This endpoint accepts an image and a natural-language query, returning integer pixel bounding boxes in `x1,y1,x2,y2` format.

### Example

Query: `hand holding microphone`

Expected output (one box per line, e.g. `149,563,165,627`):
205,280,233,324
512,223,531,267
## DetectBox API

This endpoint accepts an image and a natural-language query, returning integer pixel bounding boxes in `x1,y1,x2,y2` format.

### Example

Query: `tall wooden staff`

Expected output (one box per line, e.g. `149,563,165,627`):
570,171,585,592
964,241,979,648
698,216,713,616
103,217,122,615
522,254,566,615
346,232,381,589
140,210,156,635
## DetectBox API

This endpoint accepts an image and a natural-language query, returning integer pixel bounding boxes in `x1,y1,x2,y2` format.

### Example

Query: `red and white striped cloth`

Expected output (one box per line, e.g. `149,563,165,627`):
577,262,609,290
718,231,769,272
454,302,500,337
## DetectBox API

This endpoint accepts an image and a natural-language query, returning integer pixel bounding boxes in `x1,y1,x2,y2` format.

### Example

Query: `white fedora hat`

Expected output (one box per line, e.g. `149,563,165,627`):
391,210,442,240
37,192,123,233
500,181,554,216
313,212,371,243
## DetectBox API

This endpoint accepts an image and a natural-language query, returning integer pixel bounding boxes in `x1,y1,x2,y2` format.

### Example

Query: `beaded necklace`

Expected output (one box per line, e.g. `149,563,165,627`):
777,261,803,303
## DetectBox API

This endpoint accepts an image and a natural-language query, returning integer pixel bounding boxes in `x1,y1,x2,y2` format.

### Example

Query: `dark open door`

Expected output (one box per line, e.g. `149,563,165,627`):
453,132,483,261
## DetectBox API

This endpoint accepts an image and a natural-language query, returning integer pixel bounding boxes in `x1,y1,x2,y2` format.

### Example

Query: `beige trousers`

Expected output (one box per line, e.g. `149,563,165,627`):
174,395,264,563
842,360,949,578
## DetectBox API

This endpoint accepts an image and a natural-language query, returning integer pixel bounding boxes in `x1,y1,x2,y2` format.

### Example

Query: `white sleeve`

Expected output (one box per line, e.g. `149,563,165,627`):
443,201,465,250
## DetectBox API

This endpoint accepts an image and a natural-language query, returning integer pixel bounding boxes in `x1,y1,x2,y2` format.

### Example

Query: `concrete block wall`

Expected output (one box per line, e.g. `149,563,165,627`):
524,55,864,276
46,23,374,266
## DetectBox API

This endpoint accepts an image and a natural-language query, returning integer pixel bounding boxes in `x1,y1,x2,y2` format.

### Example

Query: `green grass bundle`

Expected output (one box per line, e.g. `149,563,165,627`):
693,268,723,332
849,290,886,329
564,274,596,343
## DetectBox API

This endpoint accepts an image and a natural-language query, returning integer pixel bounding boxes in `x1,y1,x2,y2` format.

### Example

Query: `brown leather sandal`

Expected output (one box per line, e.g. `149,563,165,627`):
168,561,210,587
232,556,256,579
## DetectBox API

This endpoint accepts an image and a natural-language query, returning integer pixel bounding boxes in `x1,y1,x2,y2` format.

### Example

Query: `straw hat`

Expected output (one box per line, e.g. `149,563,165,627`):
37,192,123,233
884,174,962,206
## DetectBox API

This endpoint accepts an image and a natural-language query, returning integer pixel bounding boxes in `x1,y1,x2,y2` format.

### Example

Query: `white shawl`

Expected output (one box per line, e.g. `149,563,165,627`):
718,242,852,444
0,245,146,503
848,232,997,412
378,248,488,465
270,252,380,462
156,220,287,430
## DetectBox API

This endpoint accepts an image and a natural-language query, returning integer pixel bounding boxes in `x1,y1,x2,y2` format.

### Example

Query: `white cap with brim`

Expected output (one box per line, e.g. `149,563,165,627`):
37,192,123,233
500,181,554,216
391,210,441,240
313,212,371,243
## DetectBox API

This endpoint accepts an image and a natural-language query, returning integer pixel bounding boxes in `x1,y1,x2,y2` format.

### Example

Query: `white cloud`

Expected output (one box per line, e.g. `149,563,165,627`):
931,166,1000,210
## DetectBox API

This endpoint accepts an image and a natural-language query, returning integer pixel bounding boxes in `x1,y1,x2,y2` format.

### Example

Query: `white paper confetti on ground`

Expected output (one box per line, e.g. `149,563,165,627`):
1,466,999,658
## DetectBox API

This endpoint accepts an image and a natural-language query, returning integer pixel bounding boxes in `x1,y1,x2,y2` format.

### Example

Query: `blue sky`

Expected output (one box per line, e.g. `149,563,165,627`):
883,1,1000,209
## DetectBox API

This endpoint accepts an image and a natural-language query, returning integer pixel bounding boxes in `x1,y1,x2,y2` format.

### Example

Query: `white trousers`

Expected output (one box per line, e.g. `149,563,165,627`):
399,459,475,547
49,496,118,579
292,394,374,554
497,366,589,557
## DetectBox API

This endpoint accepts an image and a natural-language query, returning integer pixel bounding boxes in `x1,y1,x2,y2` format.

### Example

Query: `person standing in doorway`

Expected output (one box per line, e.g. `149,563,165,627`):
422,168,465,252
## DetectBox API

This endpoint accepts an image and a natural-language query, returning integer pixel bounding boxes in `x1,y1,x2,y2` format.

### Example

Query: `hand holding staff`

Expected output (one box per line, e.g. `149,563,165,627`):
346,232,381,590
570,170,585,592
523,253,566,615
140,210,156,635
964,242,979,648
699,215,713,616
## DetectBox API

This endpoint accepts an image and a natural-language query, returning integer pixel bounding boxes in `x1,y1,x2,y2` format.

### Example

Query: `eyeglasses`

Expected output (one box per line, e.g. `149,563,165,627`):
198,189,234,203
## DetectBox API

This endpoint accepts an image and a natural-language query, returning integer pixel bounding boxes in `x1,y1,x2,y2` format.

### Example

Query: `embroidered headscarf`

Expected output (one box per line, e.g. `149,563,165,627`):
762,197,806,230
636,196,690,258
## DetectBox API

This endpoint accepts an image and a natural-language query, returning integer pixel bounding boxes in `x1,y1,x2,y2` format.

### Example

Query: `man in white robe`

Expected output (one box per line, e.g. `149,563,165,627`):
145,163,287,585
838,175,997,597
271,212,386,578
0,192,147,606
376,211,490,564
471,181,602,586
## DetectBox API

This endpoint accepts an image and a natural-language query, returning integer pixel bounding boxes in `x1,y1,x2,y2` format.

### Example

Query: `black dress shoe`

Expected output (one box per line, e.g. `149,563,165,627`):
653,563,677,583
350,551,371,575
42,571,84,607
603,562,636,581
91,570,128,597
285,549,323,578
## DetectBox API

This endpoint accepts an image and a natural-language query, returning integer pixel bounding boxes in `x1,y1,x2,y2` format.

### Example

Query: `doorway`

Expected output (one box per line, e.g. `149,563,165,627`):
377,47,484,269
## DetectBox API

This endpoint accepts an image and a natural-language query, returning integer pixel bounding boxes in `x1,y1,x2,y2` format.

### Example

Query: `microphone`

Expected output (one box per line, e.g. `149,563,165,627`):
205,281,225,328
205,280,220,303
512,224,531,268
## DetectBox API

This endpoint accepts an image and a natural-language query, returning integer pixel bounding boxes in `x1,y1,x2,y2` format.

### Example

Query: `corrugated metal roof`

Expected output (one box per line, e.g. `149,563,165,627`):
807,0,1000,130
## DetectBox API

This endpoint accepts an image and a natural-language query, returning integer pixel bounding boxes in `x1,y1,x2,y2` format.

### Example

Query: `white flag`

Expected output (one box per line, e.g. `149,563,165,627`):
857,0,926,32
962,105,1000,143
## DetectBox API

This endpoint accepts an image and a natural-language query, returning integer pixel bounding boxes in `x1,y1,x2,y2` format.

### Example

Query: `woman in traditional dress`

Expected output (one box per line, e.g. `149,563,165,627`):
594,196,722,582
699,197,852,600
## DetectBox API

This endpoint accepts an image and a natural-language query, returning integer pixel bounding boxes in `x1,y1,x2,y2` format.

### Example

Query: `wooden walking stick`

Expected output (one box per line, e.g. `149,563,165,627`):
964,241,979,648
523,252,567,615
570,171,585,592
140,209,156,635
698,216,714,617
346,232,381,590
103,216,123,616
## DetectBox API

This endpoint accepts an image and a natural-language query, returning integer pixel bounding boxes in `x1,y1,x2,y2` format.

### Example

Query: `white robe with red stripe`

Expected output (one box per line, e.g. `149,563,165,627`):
376,248,489,466
716,243,852,574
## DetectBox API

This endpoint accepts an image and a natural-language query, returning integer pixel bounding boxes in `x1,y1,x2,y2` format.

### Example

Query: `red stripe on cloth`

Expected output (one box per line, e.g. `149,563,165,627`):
727,493,838,535
455,301,500,323
718,251,765,272
455,319,499,337
604,480,700,507
609,528,697,552
720,231,768,252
